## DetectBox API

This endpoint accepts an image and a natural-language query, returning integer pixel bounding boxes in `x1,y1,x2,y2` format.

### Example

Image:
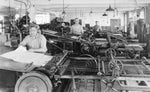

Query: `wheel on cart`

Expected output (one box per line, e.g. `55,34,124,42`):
15,71,52,92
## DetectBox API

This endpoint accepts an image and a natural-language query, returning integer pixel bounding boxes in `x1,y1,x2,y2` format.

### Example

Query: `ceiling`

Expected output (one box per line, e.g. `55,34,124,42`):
1,0,150,15
25,0,150,13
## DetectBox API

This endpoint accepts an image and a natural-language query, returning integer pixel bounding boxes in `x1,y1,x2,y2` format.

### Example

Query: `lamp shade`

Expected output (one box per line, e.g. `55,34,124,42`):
106,5,114,11
90,10,93,14
62,10,66,15
102,13,107,16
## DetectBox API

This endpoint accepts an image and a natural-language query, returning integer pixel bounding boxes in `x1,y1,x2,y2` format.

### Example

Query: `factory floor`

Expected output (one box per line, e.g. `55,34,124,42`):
0,34,17,92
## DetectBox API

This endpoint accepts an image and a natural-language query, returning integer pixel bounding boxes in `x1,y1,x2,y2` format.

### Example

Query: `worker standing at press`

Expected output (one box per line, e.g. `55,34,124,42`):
70,18,84,36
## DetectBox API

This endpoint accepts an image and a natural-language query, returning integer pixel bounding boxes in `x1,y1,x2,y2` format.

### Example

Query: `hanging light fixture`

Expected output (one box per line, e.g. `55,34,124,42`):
90,10,93,14
102,12,107,16
89,8,93,16
106,5,114,11
113,0,118,17
62,10,66,15
90,8,93,14
62,0,66,16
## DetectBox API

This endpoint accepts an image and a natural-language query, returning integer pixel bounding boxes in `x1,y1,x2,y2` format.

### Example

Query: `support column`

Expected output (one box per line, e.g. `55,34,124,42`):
145,4,150,24
28,5,36,22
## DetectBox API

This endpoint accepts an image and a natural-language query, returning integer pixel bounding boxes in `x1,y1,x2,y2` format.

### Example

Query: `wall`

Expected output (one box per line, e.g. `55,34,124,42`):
63,12,124,27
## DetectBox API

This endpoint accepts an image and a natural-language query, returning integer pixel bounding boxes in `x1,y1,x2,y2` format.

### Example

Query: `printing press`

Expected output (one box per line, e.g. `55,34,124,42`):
0,28,149,92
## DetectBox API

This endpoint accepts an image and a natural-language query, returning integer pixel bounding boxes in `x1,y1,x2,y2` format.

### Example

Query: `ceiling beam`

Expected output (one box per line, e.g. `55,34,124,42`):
35,3,147,8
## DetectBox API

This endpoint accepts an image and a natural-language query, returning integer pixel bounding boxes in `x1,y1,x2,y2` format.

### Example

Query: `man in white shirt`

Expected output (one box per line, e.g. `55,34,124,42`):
20,25,47,53
93,21,102,32
70,18,84,35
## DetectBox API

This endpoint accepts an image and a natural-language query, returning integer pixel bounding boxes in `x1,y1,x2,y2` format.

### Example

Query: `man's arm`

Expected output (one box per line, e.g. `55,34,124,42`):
80,26,84,34
19,36,29,47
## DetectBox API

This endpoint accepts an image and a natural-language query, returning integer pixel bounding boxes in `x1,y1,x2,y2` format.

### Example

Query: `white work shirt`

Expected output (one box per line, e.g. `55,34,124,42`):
20,34,47,51
70,24,84,35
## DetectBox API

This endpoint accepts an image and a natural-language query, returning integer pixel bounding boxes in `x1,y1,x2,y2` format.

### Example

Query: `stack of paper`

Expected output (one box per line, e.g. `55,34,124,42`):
0,46,53,66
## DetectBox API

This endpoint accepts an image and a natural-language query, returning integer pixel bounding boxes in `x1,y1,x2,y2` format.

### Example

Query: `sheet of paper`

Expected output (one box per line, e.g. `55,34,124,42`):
0,46,53,66
71,36,79,39
43,30,58,34
15,45,27,52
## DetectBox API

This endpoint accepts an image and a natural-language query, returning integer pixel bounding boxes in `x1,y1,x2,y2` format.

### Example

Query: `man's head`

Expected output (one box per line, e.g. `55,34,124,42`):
29,26,38,37
74,18,79,24
95,21,99,25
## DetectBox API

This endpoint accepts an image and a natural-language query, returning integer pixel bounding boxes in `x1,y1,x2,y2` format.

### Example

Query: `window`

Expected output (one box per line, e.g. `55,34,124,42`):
35,13,50,24
0,15,3,33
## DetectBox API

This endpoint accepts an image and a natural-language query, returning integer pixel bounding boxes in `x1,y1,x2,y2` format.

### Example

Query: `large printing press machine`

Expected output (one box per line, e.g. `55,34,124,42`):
0,28,150,92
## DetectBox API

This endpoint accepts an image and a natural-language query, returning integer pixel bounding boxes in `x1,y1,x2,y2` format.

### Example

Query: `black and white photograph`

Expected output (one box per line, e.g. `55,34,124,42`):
0,0,150,92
